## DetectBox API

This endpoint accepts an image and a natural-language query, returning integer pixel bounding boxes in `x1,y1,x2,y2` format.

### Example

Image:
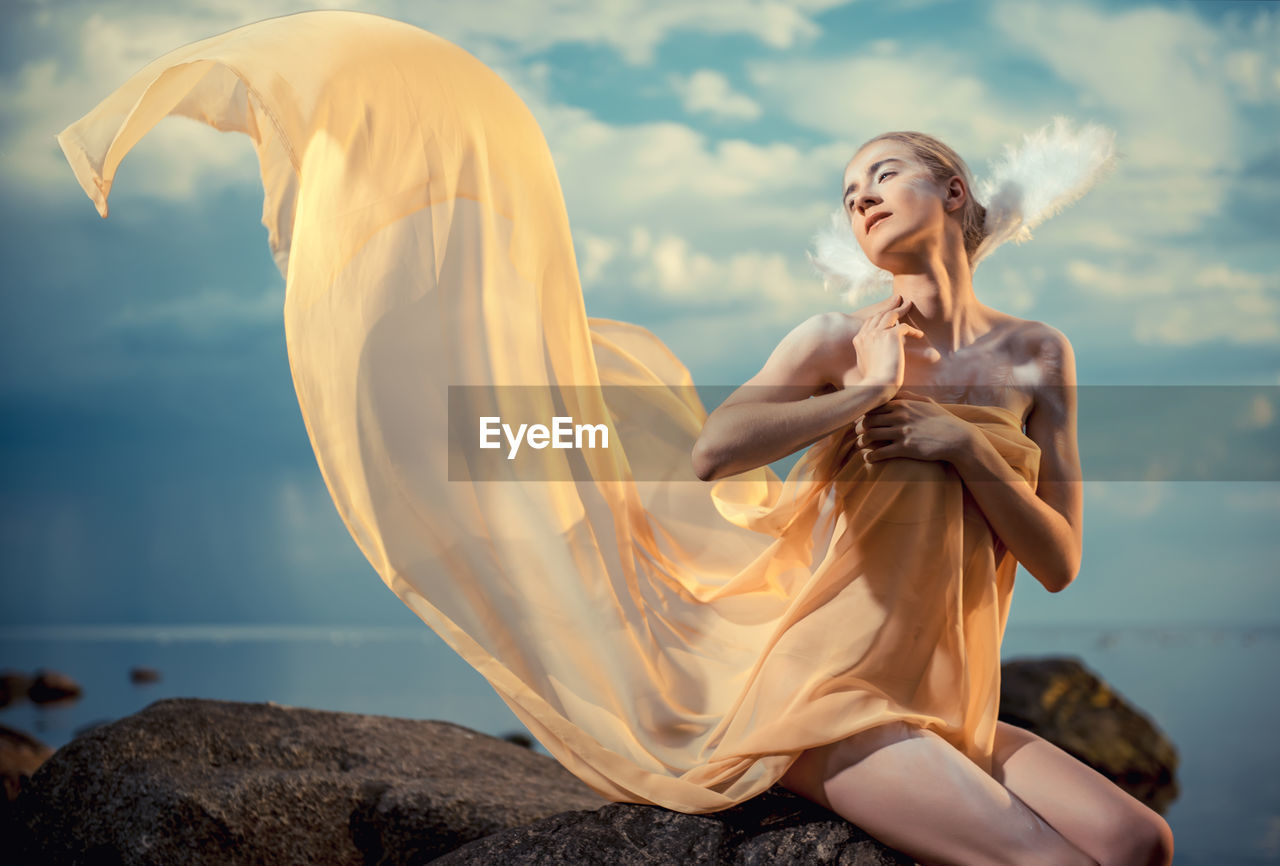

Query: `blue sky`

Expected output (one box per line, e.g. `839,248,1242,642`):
1,0,1277,629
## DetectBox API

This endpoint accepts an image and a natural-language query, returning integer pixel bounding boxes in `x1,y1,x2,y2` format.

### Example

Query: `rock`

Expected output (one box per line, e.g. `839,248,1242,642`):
432,788,913,865
25,670,81,705
501,731,535,749
0,671,33,709
999,656,1179,813
129,666,162,684
0,725,53,802
11,697,608,865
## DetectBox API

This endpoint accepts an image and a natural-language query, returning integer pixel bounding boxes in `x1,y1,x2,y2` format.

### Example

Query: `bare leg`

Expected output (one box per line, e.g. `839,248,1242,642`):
778,721,1099,866
990,721,1174,866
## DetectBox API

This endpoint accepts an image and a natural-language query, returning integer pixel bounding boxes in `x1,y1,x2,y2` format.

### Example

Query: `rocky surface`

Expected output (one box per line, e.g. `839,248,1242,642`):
999,656,1180,813
3,656,1180,864
7,698,608,866
432,789,912,865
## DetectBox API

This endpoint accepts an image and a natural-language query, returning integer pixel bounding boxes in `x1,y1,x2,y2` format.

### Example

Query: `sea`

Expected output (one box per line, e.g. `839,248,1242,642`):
1,623,1276,865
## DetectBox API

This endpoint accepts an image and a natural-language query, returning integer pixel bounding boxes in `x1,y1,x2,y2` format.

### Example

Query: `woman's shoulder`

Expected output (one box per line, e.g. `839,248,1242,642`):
990,313,1077,409
998,312,1074,360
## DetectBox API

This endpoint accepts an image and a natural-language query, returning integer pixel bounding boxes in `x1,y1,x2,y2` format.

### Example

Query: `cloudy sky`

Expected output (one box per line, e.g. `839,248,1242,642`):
1,0,1276,631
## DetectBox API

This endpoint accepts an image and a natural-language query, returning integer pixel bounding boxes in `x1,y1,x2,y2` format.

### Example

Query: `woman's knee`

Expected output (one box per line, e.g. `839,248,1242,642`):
1092,804,1174,866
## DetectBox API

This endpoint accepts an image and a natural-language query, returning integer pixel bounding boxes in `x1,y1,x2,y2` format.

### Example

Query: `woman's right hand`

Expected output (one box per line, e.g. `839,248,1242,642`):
851,293,926,390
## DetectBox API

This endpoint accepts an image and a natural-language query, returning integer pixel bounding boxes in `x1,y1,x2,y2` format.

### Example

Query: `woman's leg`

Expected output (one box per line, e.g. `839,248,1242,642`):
989,721,1174,866
778,721,1099,866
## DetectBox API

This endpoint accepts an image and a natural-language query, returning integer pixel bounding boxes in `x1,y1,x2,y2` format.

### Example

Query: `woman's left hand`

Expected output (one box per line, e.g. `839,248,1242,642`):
854,390,977,465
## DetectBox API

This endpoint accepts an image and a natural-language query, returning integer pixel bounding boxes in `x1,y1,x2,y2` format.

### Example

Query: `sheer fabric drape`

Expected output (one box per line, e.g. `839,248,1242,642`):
57,10,1041,813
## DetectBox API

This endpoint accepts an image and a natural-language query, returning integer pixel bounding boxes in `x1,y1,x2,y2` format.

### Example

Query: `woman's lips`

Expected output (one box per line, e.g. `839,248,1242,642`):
867,212,891,232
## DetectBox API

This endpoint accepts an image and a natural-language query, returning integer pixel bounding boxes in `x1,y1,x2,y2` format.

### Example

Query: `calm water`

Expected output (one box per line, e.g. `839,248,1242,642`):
2,624,1276,865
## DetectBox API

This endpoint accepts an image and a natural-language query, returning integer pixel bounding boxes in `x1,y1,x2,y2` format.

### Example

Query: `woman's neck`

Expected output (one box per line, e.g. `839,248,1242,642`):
891,251,990,357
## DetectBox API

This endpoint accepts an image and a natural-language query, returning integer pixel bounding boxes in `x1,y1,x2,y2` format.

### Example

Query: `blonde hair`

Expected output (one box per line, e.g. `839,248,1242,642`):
856,131,989,265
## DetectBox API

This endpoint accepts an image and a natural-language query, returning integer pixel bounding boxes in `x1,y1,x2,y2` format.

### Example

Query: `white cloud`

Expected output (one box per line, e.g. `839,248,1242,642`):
575,232,620,288
1218,5,1280,104
991,1,1242,170
399,0,840,65
3,12,264,207
1063,256,1279,347
526,98,857,259
990,263,1040,314
593,225,825,307
746,51,1033,156
670,69,762,121
105,284,282,335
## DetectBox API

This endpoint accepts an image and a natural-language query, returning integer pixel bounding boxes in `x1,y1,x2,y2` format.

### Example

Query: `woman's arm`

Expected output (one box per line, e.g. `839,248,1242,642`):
692,312,894,482
950,327,1084,593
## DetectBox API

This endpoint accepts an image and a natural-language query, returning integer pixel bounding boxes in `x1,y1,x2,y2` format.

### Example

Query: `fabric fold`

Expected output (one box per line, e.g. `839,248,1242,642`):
57,9,1043,813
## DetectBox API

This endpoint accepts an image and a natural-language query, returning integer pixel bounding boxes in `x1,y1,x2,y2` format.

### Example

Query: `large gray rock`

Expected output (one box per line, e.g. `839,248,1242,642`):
10,697,608,865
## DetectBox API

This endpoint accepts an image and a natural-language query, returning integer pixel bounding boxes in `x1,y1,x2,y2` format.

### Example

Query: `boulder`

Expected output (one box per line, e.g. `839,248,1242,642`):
11,697,607,865
25,670,81,705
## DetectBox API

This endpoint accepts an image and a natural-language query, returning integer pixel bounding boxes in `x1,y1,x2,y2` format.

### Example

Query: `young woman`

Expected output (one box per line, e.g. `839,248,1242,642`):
58,12,1171,865
693,134,1174,866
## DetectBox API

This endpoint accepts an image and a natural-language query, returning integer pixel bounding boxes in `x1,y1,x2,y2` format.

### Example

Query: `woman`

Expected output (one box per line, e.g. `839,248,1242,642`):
57,11,1170,864
693,134,1174,866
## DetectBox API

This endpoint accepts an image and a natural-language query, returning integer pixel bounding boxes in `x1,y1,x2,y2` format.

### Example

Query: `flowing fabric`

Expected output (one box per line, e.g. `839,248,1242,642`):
56,10,1042,813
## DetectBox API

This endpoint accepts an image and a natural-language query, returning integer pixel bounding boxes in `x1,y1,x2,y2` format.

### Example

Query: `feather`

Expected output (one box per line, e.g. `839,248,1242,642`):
971,115,1118,268
806,209,894,307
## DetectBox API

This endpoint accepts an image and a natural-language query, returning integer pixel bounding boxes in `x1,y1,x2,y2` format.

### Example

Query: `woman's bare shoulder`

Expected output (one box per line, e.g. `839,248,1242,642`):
1001,313,1074,366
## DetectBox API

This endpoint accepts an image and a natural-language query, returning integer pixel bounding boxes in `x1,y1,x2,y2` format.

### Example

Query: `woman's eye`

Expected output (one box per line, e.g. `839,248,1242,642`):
846,172,897,210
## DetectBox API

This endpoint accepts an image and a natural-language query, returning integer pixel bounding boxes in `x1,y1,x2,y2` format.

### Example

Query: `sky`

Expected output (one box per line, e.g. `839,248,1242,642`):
0,0,1277,630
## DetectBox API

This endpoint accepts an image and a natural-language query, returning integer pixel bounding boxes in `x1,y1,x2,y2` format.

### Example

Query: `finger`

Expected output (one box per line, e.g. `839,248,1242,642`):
856,430,895,448
860,411,897,428
864,442,901,463
871,294,901,326
879,294,904,326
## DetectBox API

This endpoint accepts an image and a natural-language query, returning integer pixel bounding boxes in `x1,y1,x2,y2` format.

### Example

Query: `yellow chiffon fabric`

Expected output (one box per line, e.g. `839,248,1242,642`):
56,10,1042,813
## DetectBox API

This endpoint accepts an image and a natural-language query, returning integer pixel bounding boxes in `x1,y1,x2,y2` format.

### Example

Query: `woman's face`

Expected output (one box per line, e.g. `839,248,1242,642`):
842,141,949,268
